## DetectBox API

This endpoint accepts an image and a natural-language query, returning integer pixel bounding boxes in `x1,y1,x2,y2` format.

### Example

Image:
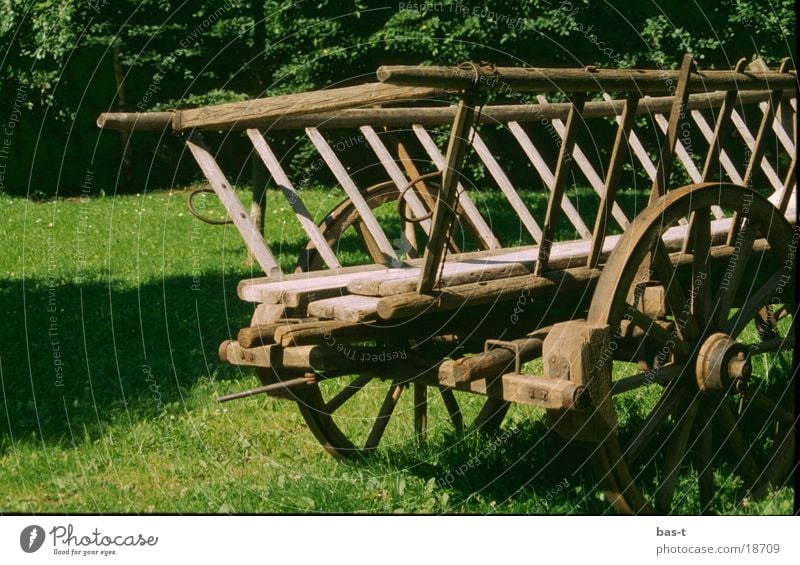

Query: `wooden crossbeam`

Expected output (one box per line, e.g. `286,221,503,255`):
507,121,592,239
412,125,501,250
247,129,341,269
536,95,630,229
185,134,281,275
305,127,398,263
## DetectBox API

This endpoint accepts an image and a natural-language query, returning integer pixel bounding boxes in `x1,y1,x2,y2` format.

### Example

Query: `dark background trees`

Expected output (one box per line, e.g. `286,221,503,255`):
0,0,795,197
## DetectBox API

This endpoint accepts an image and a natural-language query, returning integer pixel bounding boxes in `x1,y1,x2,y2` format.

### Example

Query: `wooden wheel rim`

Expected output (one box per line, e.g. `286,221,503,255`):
586,183,795,514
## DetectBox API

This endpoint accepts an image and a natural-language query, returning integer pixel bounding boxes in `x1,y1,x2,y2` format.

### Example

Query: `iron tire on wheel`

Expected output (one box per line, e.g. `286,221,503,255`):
585,182,795,514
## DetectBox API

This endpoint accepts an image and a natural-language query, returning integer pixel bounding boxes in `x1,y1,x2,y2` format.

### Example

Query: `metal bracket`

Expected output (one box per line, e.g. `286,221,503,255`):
484,339,522,374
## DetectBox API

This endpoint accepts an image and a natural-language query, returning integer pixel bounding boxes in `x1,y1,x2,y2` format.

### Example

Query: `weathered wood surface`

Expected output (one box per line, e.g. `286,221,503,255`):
305,216,743,322
173,82,440,131
348,253,535,296
98,90,794,131
438,329,548,386
507,121,592,239
417,99,478,293
377,64,796,94
239,213,748,308
247,129,341,269
411,124,501,250
306,127,398,263
306,294,382,322
534,94,586,274
185,135,281,275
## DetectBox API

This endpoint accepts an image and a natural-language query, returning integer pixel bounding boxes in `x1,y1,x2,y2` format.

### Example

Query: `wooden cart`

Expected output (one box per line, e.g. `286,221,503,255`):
99,55,797,514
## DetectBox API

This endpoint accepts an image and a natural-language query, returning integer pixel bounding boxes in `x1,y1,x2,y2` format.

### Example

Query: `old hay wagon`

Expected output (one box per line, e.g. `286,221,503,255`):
99,55,797,514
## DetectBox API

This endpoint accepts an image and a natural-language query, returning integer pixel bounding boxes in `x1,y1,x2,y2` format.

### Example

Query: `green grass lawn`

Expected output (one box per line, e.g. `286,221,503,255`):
0,186,793,514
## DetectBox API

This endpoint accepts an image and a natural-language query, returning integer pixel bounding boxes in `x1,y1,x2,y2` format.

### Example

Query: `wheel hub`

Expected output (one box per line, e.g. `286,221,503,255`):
695,332,751,393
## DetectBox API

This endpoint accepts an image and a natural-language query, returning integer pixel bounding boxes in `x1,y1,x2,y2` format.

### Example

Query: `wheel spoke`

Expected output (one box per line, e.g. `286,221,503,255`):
626,307,691,358
725,272,782,338
624,385,687,465
714,403,763,496
765,426,795,487
324,375,373,414
590,443,633,515
651,243,700,340
413,383,427,443
439,387,464,433
611,363,685,395
364,383,404,451
472,397,510,431
695,402,716,515
747,391,794,426
690,207,713,326
655,396,700,513
715,218,757,327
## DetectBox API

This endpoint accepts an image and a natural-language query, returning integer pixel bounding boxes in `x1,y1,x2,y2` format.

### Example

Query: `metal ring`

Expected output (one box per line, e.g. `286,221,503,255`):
186,187,234,225
396,171,442,224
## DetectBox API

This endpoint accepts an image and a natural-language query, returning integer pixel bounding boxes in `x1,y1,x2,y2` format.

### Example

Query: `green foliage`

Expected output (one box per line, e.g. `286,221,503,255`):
0,0,795,196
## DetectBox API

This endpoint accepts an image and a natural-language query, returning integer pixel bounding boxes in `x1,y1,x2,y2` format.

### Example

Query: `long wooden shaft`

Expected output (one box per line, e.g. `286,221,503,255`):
97,90,794,132
417,98,476,293
377,64,795,93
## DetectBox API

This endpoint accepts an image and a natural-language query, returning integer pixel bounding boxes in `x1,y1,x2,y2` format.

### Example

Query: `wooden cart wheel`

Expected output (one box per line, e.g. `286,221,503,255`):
584,182,795,514
264,369,511,459
296,181,402,272
289,182,508,455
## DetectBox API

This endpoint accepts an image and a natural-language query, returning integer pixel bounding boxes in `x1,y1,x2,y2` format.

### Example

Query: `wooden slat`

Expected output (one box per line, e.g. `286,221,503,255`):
469,129,542,243
247,129,341,269
777,155,796,214
185,134,281,275
742,90,784,189
307,294,381,322
652,112,702,183
730,109,783,191
412,124,501,250
690,109,744,184
536,95,629,229
350,257,532,296
649,54,695,204
417,99,479,293
306,127,398,263
238,268,392,303
765,100,796,154
359,126,432,233
588,94,639,269
534,94,587,275
507,121,592,239
681,81,742,255
601,93,659,183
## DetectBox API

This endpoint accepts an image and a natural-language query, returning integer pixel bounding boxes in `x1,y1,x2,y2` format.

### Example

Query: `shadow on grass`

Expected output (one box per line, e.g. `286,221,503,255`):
0,273,253,450
384,418,607,513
